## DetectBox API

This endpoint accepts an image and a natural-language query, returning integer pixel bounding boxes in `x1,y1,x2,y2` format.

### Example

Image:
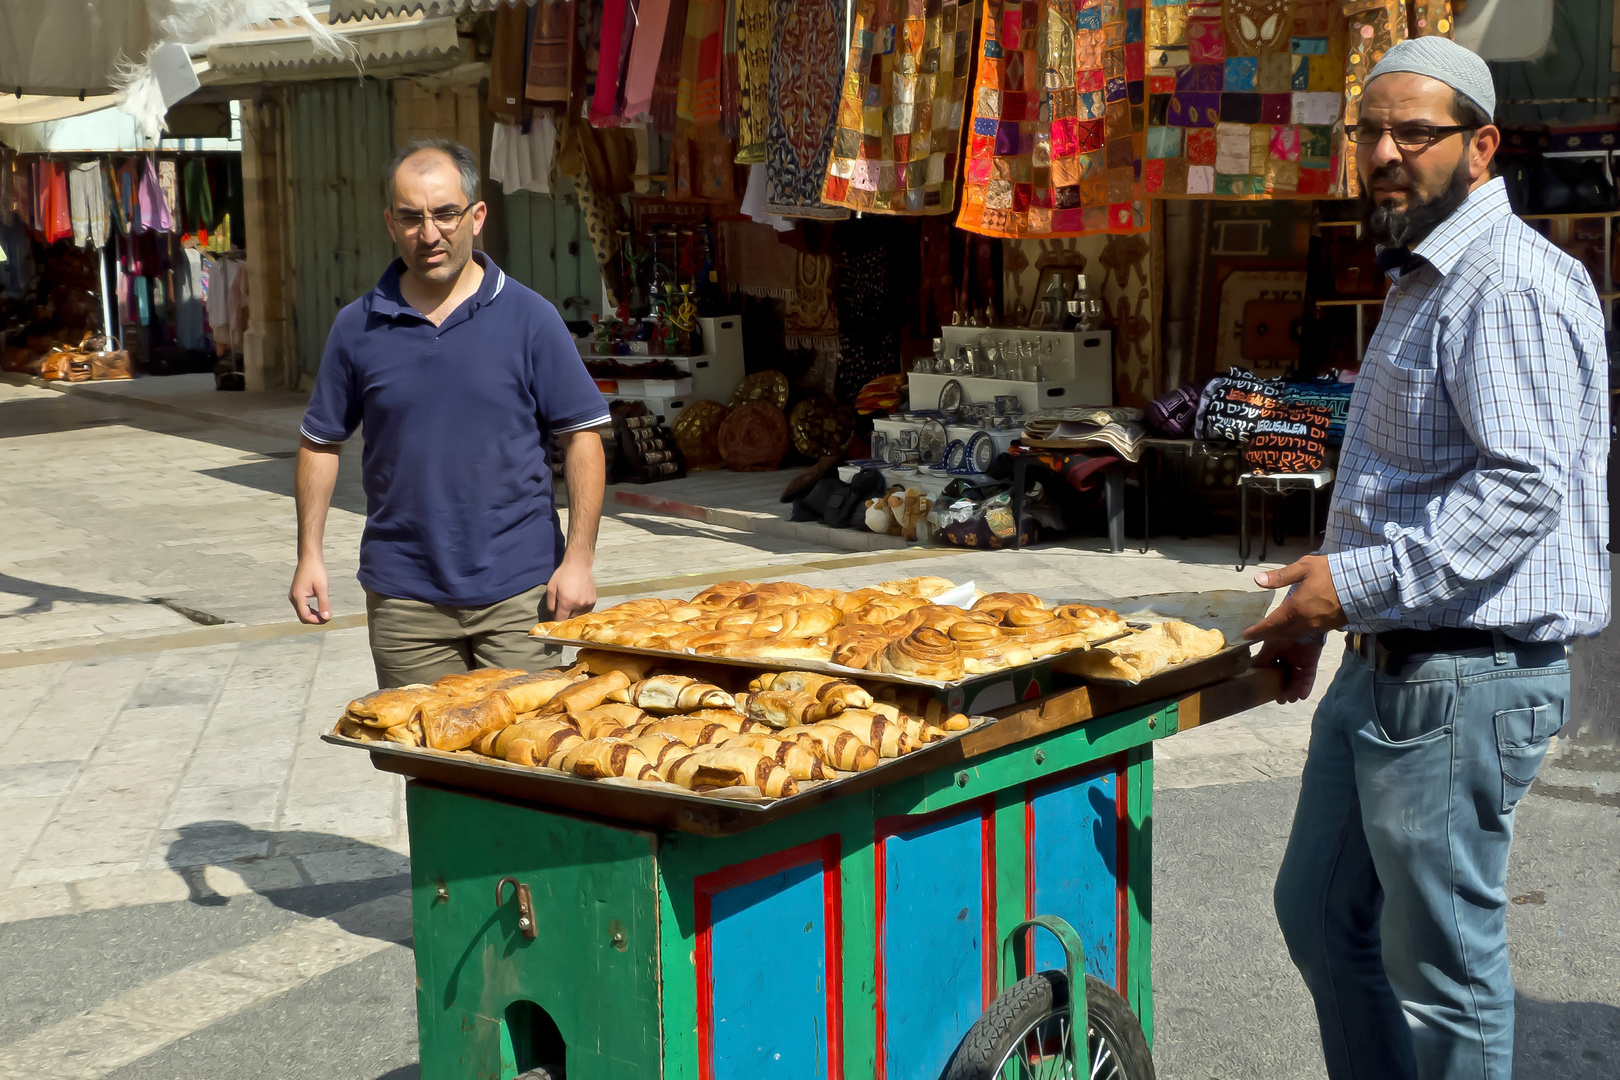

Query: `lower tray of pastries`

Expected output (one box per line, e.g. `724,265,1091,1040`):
529,576,1146,686
329,654,978,803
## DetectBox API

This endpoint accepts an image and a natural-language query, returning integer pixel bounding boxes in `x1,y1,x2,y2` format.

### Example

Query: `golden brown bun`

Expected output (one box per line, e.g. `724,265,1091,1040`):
874,576,958,598
690,580,760,607
846,595,932,626
630,718,733,747
573,649,671,683
629,732,691,767
625,674,737,713
736,689,844,728
345,685,441,728
567,710,633,741
561,737,658,781
715,734,828,781
972,592,1046,614
665,746,799,798
716,637,836,663
432,668,529,695
487,719,581,766
818,710,910,757
542,670,632,714
420,691,517,751
878,628,965,681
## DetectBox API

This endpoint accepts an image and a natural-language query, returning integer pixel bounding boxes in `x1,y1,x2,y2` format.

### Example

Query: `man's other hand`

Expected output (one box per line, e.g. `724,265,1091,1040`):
1253,636,1327,704
1243,554,1347,642
546,555,597,622
289,558,332,624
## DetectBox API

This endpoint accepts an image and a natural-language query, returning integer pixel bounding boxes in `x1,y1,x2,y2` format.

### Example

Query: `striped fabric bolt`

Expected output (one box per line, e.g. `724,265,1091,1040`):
1321,177,1611,642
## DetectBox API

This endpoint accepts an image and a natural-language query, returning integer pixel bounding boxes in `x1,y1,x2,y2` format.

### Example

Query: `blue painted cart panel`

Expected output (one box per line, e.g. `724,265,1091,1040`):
877,805,992,1080
701,854,834,1080
1028,766,1121,984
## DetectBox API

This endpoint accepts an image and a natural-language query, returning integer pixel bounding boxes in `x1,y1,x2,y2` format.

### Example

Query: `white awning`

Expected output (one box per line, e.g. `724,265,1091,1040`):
0,0,154,97
1454,0,1554,63
205,10,461,75
327,0,537,24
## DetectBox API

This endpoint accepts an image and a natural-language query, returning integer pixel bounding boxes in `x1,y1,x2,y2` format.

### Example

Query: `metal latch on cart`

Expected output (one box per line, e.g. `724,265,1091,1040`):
496,877,537,939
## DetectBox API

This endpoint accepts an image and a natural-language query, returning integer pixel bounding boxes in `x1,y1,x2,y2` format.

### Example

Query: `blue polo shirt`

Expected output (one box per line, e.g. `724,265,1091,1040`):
300,253,609,607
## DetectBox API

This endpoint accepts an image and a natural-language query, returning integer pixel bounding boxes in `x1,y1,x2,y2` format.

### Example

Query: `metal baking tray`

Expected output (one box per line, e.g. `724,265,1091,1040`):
323,714,995,837
1050,590,1267,686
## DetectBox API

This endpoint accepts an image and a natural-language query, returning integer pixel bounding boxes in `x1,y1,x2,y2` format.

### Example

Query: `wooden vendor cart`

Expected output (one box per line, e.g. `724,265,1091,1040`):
332,652,1283,1080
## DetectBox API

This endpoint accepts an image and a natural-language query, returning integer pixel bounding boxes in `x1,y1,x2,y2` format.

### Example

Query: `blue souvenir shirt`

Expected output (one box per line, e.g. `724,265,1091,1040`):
300,253,609,607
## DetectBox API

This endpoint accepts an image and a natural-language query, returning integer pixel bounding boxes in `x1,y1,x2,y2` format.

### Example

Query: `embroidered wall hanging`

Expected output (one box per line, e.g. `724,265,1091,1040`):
1141,0,1350,200
820,0,976,215
958,0,1153,238
765,0,851,219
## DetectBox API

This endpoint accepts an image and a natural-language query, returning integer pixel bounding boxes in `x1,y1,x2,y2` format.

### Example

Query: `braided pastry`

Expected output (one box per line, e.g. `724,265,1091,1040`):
877,628,965,681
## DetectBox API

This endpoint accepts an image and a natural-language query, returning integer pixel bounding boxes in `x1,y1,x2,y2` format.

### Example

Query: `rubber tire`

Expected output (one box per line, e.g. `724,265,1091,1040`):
942,971,1156,1080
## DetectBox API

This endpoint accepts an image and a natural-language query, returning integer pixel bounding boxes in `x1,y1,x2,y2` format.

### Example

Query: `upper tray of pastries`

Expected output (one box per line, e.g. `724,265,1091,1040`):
530,576,1139,687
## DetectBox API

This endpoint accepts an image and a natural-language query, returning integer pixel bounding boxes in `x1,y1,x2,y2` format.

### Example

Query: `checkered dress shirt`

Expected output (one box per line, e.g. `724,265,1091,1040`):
1322,177,1611,642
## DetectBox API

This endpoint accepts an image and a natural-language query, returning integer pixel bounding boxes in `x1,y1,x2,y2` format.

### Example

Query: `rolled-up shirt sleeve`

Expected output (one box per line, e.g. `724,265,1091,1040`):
300,328,362,444
1328,287,1570,625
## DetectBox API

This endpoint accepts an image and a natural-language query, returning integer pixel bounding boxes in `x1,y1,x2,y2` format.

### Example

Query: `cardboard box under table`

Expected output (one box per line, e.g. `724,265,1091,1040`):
337,597,1276,1080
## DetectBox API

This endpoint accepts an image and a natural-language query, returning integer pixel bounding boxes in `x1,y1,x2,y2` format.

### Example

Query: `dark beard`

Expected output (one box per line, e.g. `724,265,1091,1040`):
1361,159,1473,248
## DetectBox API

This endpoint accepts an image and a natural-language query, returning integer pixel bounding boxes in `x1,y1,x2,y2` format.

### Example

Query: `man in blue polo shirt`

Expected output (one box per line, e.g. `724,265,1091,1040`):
289,138,609,687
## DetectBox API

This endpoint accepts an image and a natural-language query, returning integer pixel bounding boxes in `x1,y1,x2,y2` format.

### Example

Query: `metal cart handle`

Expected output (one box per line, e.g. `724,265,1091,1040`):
495,876,538,940
1000,915,1090,1076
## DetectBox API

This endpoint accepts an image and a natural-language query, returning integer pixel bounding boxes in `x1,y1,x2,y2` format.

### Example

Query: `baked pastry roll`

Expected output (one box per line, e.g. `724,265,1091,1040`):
541,670,632,715
715,734,828,781
433,668,529,695
735,689,844,728
878,628,965,681
748,672,873,710
480,718,582,766
419,691,517,751
837,587,894,613
629,732,692,768
560,737,659,781
875,576,957,599
665,746,798,798
1068,622,1222,682
566,710,633,741
574,649,671,683
1050,604,1131,641
862,703,947,747
779,725,882,772
682,709,772,734
335,717,387,741
631,718,734,747
345,684,441,728
829,629,892,671
1161,620,1226,660
846,595,932,626
971,592,1047,616
588,703,652,729
690,580,760,607
623,675,736,713
681,630,751,655
590,620,691,648
717,637,836,663
819,710,910,758
487,670,581,714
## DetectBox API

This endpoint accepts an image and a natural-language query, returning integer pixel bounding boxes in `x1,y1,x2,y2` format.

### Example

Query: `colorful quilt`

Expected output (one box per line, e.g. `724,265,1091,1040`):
765,0,850,218
820,0,976,215
957,0,1152,238
1140,0,1350,200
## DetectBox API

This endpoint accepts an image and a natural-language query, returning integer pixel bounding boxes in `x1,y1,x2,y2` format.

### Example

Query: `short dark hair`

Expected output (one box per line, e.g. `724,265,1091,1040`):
382,138,479,205
1451,90,1496,176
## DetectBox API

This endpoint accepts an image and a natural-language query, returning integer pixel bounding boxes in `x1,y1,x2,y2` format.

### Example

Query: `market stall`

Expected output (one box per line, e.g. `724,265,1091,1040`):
325,576,1280,1079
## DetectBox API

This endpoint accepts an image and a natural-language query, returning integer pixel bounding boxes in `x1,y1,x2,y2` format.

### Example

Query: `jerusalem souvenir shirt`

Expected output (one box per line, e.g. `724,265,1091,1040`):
301,253,609,607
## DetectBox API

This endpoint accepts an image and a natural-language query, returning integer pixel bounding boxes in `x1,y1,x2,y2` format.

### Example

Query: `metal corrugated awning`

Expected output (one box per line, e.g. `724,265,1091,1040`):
327,0,537,24
205,11,461,75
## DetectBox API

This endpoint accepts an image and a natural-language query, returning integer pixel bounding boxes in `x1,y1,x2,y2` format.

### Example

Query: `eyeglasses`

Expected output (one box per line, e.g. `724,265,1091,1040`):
392,204,474,234
1351,123,1479,149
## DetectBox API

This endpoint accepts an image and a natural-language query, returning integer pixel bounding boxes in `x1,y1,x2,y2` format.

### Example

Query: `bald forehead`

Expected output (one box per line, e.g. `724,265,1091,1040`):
1361,71,1461,123
390,149,463,207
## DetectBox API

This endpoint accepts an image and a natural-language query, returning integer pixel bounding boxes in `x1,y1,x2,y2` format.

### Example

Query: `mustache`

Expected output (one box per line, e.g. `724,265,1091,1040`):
1367,162,1410,192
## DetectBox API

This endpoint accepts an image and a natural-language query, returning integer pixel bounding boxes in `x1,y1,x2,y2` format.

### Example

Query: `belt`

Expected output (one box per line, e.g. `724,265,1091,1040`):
1350,628,1504,675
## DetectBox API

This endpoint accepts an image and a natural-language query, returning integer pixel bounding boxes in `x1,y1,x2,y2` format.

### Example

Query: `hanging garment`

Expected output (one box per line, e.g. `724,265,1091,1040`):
157,159,179,220
0,221,30,299
734,0,771,162
41,161,73,243
720,0,740,141
136,276,150,325
68,162,110,249
488,1,530,121
489,117,557,195
175,246,206,350
183,159,214,233
525,0,575,103
763,0,848,219
781,252,839,352
650,0,689,131
820,0,975,216
676,0,725,128
589,0,636,124
135,157,173,232
620,0,674,121
739,161,792,231
103,159,131,236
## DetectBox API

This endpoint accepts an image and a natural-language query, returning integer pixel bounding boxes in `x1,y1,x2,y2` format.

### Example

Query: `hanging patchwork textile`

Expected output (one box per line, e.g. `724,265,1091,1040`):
820,0,975,215
1139,0,1348,199
958,0,1151,238
764,0,849,219
734,0,772,162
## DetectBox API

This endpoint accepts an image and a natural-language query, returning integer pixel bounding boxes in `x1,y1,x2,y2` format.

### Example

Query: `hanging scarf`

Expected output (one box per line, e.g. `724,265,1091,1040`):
720,0,740,141
103,159,130,236
589,0,635,125
650,0,691,133
782,252,840,351
821,0,975,216
764,0,848,219
734,0,771,163
622,0,674,120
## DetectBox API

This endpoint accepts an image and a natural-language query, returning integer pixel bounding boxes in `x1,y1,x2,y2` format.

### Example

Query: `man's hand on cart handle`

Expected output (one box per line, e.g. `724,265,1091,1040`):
1243,555,1346,704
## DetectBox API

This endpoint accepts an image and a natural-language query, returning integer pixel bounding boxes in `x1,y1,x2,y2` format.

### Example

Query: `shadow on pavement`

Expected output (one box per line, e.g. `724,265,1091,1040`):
0,571,145,615
372,1067,421,1080
164,820,410,945
1517,992,1620,1077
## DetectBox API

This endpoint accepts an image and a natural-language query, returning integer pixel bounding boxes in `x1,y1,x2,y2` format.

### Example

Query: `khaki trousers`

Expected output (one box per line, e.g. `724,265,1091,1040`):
365,581,560,688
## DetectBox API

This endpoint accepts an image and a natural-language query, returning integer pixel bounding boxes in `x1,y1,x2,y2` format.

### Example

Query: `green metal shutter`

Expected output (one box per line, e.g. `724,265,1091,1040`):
284,78,398,379
502,177,603,325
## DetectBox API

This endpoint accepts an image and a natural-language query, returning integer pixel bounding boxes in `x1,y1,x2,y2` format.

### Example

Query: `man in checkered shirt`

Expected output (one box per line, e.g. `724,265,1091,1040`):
1243,36,1610,1080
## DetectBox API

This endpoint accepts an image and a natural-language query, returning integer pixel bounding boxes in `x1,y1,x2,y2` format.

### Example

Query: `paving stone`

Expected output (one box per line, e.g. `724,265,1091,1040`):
296,846,412,886
0,882,75,924
69,868,194,911
0,761,79,800
0,796,58,886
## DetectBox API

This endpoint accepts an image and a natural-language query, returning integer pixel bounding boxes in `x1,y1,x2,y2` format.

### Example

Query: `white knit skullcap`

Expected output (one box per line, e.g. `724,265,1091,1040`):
1366,36,1495,119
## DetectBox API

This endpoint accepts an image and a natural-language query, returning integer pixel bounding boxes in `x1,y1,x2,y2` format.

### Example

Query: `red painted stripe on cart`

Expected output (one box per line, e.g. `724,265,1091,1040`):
1115,758,1131,998
980,804,998,1010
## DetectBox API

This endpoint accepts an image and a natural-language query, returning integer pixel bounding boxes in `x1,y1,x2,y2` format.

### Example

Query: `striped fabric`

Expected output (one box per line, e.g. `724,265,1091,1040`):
1322,177,1611,642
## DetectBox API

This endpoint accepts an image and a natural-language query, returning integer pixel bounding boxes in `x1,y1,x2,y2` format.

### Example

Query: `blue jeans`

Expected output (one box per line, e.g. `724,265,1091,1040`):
1274,638,1570,1080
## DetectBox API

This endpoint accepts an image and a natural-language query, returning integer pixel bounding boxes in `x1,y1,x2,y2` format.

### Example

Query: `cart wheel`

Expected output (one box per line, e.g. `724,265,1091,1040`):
942,972,1154,1080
